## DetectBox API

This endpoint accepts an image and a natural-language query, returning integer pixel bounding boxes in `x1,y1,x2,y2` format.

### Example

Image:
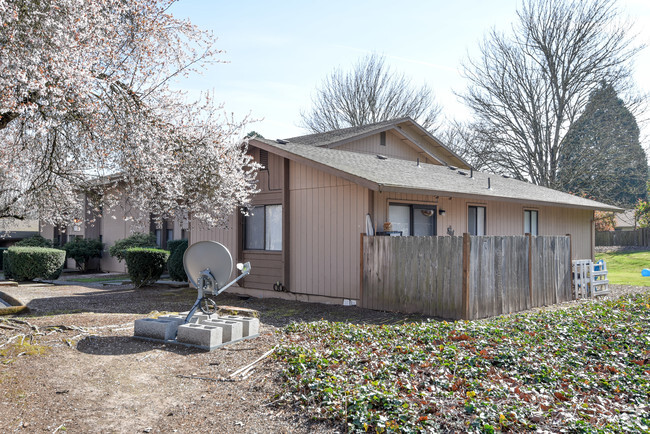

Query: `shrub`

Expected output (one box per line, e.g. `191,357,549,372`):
63,238,104,271
124,248,169,288
7,247,66,281
2,250,14,279
109,233,157,263
166,239,186,255
167,239,188,282
15,234,53,248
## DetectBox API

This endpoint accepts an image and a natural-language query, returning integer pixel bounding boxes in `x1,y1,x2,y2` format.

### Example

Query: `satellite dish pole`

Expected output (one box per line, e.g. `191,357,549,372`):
182,241,251,323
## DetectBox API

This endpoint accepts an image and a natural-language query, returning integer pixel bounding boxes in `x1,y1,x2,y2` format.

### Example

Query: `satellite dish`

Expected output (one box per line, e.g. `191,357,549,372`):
183,241,233,289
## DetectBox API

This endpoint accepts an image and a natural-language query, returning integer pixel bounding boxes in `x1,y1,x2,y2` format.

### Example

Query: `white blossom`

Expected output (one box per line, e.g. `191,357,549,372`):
0,0,260,230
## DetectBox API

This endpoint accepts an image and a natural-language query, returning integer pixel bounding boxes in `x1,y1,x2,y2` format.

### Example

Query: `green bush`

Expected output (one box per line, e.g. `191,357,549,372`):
109,233,157,263
63,238,104,271
124,248,169,288
2,250,13,279
167,239,188,282
7,247,66,281
15,234,53,248
166,239,185,254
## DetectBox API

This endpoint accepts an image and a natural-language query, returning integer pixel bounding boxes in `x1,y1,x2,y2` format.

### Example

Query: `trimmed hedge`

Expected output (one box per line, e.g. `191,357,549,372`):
125,247,169,288
2,250,13,279
109,233,157,263
15,234,53,248
167,239,188,282
166,239,186,255
6,247,66,281
63,238,104,271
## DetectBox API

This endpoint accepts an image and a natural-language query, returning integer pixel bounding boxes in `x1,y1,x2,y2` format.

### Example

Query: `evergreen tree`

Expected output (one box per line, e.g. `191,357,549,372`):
557,83,647,207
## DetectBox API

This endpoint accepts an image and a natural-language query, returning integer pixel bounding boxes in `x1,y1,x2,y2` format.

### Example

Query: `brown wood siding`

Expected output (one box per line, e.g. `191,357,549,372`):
336,131,438,164
374,192,593,260
289,161,369,300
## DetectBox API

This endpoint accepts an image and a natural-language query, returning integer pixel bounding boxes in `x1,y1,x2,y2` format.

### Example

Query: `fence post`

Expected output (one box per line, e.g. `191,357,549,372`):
527,233,532,308
359,233,365,304
462,233,471,320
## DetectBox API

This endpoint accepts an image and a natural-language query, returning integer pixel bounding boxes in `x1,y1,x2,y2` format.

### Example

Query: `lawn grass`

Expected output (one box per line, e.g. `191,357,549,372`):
64,274,129,283
276,293,650,433
596,251,650,286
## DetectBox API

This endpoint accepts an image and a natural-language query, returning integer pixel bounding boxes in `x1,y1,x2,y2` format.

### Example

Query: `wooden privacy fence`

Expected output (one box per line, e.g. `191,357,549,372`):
361,234,572,320
595,228,650,247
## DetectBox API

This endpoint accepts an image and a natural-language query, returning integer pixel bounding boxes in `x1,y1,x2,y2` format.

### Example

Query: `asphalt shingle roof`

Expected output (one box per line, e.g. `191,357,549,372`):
253,138,620,211
284,118,411,147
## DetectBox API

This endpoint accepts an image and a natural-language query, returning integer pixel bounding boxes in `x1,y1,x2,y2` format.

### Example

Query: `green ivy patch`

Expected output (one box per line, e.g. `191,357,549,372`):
275,294,650,433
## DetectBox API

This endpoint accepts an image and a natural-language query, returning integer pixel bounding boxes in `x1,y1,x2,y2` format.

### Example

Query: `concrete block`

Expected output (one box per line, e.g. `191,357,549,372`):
200,319,243,343
176,323,223,348
178,311,217,323
134,318,178,341
219,315,260,337
156,314,187,326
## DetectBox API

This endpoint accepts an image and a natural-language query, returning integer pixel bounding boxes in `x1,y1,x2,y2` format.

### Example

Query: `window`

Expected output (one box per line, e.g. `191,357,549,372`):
524,210,538,236
244,205,282,251
380,131,386,146
155,229,162,247
166,229,173,243
468,206,486,235
388,203,436,236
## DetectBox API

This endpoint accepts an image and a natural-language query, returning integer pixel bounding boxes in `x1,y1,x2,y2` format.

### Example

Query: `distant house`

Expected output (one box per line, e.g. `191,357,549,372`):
614,209,636,231
191,118,620,305
40,187,187,272
0,218,39,247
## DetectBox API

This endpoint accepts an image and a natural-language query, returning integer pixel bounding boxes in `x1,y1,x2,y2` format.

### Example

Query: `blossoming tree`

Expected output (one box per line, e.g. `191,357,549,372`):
0,0,259,230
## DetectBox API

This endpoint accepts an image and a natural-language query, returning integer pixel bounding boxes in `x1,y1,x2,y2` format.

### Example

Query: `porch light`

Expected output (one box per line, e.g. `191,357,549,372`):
439,209,446,216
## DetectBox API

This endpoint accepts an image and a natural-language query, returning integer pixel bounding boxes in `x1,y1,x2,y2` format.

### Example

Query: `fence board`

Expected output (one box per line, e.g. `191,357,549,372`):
596,228,650,247
361,234,570,320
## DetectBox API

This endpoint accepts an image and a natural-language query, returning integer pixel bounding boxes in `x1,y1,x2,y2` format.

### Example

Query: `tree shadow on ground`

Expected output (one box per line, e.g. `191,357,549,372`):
76,335,205,356
16,284,438,327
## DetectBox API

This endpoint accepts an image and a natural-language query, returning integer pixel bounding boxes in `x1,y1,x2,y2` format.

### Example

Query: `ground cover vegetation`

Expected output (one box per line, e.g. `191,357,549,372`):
276,294,650,432
596,251,650,286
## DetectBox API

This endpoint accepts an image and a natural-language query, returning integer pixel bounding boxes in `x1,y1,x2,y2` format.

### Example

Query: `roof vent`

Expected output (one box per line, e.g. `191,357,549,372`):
458,170,467,176
276,139,288,144
448,165,457,170
377,155,388,160
502,174,510,178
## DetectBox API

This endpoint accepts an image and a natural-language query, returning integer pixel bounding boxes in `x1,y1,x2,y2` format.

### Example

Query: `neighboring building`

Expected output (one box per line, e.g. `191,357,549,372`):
0,218,39,247
40,192,187,272
191,118,620,305
614,209,636,231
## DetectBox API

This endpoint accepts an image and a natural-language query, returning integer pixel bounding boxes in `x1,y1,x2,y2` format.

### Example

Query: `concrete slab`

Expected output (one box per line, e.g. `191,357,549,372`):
199,319,243,342
219,315,260,337
176,323,223,349
133,318,179,341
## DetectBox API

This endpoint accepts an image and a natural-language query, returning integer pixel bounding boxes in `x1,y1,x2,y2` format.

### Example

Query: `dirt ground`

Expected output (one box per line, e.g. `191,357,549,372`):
0,281,431,433
1,281,647,433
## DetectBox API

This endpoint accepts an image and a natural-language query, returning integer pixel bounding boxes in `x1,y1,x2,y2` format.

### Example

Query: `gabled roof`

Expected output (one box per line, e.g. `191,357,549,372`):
284,118,470,169
251,138,621,212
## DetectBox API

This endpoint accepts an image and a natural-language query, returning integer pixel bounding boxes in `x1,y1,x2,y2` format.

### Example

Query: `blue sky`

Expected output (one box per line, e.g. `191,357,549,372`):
170,0,650,141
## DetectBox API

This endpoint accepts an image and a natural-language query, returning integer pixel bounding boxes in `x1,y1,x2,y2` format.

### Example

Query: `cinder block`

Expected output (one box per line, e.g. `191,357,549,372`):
176,323,223,348
178,311,217,323
157,314,187,325
200,319,243,343
134,318,178,341
219,315,260,337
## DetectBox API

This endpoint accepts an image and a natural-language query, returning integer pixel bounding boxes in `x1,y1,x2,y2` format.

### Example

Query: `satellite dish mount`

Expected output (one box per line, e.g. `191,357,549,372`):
182,241,251,323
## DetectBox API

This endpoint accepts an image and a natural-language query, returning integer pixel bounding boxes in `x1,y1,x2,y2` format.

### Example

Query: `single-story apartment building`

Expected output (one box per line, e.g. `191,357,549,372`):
190,118,620,305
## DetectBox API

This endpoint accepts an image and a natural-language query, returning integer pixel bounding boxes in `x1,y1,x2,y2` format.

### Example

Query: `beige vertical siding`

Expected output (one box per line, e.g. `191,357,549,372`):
289,160,369,300
336,131,438,164
189,213,239,281
374,192,593,259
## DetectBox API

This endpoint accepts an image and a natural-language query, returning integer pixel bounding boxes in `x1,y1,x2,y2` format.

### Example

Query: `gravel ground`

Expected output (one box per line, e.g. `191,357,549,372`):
0,280,647,433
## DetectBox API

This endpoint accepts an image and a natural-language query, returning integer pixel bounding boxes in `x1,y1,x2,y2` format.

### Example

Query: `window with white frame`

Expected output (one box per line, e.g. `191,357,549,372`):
244,205,282,251
388,203,436,236
468,205,486,235
524,209,538,236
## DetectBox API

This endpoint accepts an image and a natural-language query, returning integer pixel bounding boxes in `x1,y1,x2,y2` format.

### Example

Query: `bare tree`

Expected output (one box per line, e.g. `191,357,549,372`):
301,53,441,133
459,0,643,187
